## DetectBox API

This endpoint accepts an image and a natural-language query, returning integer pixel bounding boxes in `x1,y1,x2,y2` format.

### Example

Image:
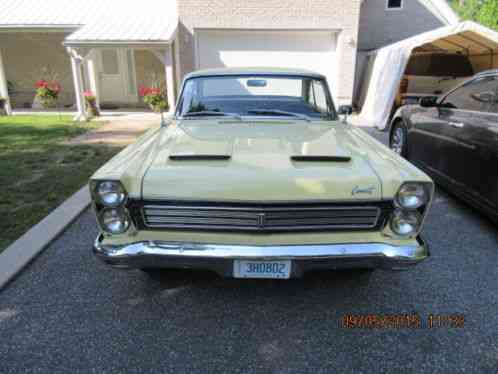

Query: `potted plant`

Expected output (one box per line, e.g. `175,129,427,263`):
35,79,61,108
139,85,169,113
83,91,100,118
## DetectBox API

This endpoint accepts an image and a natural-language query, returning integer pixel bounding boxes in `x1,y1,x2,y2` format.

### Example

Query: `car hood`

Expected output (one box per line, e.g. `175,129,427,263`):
141,119,385,202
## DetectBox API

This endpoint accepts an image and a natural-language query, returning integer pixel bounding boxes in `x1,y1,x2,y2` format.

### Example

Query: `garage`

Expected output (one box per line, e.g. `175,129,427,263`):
195,30,338,98
358,21,498,130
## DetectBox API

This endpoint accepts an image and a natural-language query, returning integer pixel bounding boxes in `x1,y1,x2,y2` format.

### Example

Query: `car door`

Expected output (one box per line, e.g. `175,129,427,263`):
448,76,498,213
486,87,498,213
437,75,498,211
408,105,453,177
409,77,489,186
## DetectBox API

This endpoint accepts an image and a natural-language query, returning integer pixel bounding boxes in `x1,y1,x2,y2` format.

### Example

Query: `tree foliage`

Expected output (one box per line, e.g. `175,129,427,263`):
450,0,498,31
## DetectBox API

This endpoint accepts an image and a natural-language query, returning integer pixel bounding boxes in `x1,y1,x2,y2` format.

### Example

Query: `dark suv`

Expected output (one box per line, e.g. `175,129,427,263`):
390,69,498,224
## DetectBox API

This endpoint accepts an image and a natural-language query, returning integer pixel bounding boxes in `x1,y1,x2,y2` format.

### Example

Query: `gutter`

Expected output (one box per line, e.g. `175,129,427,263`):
0,25,81,33
63,40,173,48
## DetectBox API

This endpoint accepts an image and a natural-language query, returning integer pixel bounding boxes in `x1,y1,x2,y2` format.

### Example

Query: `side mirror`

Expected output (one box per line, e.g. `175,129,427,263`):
337,105,353,115
419,96,439,108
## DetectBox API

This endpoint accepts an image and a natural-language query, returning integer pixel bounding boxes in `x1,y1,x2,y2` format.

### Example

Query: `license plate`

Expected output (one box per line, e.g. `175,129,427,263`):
233,260,291,279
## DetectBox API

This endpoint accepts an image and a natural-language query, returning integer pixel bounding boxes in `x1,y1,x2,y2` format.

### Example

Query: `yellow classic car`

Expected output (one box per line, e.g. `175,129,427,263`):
91,68,434,279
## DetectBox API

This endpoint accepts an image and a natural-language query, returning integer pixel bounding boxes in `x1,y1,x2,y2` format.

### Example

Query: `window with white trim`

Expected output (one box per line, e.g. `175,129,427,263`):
102,50,119,75
387,0,403,9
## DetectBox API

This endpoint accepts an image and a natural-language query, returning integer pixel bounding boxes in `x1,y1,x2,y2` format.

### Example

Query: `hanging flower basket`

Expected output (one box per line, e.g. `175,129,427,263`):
139,86,169,113
35,79,60,108
83,91,100,118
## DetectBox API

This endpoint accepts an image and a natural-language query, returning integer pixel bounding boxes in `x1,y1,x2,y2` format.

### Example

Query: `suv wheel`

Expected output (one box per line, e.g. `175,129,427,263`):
390,121,408,158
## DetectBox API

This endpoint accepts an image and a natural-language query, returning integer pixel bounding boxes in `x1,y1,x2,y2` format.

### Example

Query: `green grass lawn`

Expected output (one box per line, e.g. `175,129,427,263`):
0,115,123,251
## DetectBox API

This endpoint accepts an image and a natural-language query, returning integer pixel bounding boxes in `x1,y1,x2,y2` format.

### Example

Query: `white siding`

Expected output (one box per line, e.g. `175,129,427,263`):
358,0,458,51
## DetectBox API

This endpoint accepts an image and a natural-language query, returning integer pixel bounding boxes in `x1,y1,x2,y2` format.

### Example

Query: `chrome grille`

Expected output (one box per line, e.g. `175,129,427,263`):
139,203,384,232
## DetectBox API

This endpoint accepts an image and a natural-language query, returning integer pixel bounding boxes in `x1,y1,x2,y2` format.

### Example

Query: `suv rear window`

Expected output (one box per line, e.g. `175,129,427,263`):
405,54,474,77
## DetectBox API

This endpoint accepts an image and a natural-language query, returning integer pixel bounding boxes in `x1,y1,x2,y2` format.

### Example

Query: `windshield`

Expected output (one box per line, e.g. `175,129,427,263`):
176,75,336,120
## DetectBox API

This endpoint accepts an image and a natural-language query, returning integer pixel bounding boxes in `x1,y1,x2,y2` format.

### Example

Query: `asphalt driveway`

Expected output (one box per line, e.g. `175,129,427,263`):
1,129,497,373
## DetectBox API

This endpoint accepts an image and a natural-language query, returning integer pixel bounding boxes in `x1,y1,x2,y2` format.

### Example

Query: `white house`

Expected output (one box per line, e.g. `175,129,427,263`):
0,0,459,120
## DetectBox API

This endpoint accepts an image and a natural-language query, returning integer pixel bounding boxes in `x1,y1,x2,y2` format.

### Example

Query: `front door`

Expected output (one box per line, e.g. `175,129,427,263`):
99,49,137,104
408,107,450,176
439,75,498,212
436,76,496,192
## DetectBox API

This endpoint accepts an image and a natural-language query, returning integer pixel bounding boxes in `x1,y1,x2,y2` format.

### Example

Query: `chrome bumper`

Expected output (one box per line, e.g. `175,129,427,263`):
93,234,429,278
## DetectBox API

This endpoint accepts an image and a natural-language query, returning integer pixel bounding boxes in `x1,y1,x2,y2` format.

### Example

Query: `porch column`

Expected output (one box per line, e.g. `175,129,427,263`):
164,45,176,114
68,49,88,121
173,37,182,94
86,51,100,110
0,48,12,115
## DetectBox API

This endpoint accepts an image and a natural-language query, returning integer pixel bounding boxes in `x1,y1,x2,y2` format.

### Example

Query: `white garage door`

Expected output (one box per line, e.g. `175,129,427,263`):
196,30,338,98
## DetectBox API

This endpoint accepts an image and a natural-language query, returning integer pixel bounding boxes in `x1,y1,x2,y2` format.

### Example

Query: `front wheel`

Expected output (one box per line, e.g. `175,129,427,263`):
390,121,408,158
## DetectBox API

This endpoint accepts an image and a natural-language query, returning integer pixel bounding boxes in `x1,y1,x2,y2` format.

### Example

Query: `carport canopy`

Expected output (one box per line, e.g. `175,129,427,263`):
359,21,498,130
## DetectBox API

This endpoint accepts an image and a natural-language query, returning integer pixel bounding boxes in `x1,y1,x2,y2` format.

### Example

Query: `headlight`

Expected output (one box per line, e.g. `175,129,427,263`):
396,183,429,210
95,181,126,207
99,208,130,234
390,209,422,237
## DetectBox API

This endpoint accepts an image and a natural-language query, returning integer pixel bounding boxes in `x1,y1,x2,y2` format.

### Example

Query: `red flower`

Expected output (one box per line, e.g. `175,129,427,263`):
48,82,61,93
139,86,149,97
139,86,163,97
35,80,48,88
35,80,61,94
83,91,94,98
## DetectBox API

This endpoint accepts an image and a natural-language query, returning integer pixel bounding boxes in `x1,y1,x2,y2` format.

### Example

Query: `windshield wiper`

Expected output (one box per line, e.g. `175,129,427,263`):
247,109,311,122
182,111,242,120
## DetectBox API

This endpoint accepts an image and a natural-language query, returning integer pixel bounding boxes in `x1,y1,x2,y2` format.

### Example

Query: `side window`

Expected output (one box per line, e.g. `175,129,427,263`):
179,80,201,115
101,49,119,75
305,80,329,113
312,81,328,112
442,76,498,112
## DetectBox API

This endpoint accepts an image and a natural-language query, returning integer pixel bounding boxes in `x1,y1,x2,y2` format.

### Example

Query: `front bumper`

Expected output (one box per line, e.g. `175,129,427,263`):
93,234,430,278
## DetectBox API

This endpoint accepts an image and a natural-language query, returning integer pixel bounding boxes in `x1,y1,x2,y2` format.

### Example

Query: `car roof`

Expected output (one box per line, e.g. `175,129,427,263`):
184,67,325,79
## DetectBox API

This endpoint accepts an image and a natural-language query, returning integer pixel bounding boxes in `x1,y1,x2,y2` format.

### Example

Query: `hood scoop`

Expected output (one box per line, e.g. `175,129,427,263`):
289,129,352,163
291,155,351,162
169,154,230,161
168,134,233,162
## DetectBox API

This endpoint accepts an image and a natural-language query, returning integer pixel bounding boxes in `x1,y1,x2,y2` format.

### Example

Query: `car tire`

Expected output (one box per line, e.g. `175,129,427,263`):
390,120,409,158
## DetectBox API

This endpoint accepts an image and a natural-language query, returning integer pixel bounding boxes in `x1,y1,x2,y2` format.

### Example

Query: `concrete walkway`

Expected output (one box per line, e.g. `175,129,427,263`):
65,113,162,146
